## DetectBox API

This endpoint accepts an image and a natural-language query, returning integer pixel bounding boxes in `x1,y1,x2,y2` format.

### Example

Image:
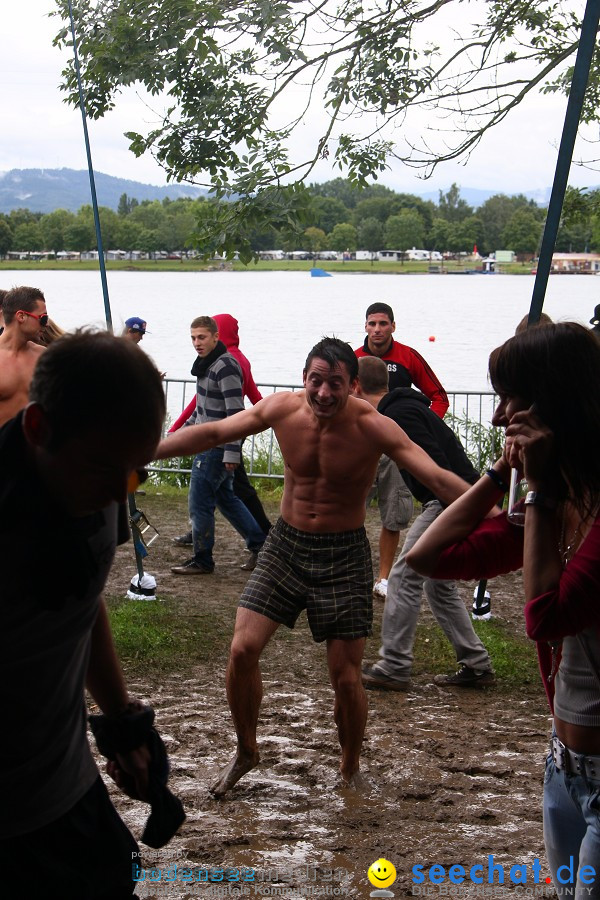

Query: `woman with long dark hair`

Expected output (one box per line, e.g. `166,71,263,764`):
407,322,600,898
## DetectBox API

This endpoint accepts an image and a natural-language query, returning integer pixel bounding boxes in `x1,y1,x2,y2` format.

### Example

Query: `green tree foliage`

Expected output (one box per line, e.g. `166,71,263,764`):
389,194,436,232
9,208,41,229
560,185,600,251
358,217,383,258
0,218,13,257
437,184,474,224
309,178,365,209
502,209,544,257
427,218,450,254
478,194,537,254
556,220,593,253
384,209,425,253
456,216,485,253
328,222,358,252
41,209,76,255
303,226,328,255
309,195,351,233
115,218,144,251
53,1,592,254
9,176,600,258
353,196,395,226
64,221,95,252
117,193,139,216
14,223,44,253
76,205,121,250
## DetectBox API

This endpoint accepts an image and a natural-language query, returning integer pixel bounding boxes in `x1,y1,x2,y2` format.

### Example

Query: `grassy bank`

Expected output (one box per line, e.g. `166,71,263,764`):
108,587,538,688
0,258,536,275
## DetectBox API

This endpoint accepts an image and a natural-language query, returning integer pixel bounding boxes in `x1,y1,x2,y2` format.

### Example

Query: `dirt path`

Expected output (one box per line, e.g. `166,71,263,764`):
101,493,553,899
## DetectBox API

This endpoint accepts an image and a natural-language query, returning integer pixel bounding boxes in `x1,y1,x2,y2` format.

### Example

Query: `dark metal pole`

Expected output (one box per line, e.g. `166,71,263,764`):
67,0,113,332
529,0,600,325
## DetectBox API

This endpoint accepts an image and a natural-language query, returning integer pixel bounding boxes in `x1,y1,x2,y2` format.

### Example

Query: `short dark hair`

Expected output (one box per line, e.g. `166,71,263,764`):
304,337,358,381
365,302,394,323
514,312,553,335
3,286,45,325
29,330,165,449
357,356,389,394
190,315,217,333
489,322,600,514
0,289,7,310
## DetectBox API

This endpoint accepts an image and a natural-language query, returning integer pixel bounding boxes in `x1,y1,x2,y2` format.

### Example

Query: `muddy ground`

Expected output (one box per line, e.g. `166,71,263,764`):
100,491,553,900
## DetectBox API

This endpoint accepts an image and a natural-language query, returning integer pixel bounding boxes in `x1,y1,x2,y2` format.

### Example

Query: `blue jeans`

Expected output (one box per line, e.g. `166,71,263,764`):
189,448,266,570
544,753,600,899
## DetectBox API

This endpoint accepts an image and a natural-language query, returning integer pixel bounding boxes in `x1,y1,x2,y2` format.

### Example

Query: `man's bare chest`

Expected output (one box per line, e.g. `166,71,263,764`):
0,351,38,399
278,428,377,484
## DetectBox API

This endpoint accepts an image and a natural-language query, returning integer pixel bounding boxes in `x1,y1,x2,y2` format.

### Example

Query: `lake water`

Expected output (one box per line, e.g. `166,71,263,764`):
8,269,598,391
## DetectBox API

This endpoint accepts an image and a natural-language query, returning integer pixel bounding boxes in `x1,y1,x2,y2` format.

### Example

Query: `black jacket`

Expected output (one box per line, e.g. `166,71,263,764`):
377,388,479,505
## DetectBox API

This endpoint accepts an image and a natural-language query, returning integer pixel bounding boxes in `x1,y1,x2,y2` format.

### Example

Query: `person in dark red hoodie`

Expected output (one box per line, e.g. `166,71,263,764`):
170,314,271,561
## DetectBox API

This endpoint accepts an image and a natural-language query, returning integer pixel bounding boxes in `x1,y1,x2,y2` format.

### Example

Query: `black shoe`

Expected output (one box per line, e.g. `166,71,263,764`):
240,550,260,571
170,559,214,575
362,664,411,692
434,665,496,687
172,531,193,546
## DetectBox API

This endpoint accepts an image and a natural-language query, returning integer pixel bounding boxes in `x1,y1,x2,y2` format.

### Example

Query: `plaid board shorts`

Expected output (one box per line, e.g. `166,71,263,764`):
239,518,373,643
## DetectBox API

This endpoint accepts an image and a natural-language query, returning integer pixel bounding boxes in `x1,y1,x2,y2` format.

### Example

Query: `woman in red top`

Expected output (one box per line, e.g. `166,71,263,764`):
408,322,600,899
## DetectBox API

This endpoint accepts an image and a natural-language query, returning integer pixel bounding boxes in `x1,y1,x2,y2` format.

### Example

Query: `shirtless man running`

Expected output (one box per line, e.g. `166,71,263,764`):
0,286,47,426
156,337,471,795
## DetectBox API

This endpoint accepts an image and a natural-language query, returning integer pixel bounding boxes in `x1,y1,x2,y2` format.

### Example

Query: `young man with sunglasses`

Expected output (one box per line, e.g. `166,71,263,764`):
0,285,47,426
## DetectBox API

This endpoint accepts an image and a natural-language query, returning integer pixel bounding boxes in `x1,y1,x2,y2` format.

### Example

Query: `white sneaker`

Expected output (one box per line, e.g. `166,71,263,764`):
373,579,388,600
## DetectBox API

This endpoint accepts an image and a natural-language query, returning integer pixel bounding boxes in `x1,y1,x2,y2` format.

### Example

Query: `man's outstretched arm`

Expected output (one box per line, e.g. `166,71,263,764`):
375,414,470,506
156,393,284,459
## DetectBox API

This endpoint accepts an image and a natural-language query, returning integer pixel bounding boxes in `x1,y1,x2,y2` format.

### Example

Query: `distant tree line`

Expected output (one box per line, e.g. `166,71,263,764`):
0,181,596,261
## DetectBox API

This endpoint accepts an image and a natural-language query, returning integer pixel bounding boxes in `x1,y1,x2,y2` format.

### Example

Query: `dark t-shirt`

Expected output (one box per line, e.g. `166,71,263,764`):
0,414,129,837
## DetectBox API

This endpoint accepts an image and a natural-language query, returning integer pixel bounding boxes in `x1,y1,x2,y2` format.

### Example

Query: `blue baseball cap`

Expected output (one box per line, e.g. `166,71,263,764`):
125,316,148,334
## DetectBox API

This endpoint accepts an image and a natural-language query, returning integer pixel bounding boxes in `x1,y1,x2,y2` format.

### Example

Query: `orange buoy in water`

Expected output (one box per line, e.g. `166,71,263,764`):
429,335,436,342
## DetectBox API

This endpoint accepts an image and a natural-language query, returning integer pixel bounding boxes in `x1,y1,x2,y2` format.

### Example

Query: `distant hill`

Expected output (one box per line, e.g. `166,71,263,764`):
1,167,593,215
0,168,206,214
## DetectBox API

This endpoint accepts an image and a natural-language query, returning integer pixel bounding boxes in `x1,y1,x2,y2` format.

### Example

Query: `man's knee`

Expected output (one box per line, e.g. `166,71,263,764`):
329,656,363,695
229,608,280,668
229,634,262,669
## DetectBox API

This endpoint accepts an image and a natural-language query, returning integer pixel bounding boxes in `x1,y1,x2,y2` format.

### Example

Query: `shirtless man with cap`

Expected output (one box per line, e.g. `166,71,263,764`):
156,337,471,794
0,286,47,427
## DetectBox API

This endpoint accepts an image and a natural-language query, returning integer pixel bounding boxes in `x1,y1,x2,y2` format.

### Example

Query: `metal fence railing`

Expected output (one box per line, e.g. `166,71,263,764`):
152,380,500,481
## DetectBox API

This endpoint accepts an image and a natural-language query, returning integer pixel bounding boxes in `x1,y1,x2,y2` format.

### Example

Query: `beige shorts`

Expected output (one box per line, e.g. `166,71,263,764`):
376,455,414,531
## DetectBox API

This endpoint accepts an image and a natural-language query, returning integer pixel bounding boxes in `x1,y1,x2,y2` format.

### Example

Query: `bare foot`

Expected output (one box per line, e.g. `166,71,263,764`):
341,769,377,794
209,750,260,797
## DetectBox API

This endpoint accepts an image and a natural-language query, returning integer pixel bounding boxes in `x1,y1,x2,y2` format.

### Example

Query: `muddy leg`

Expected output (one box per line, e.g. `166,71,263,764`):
326,637,368,784
210,608,279,797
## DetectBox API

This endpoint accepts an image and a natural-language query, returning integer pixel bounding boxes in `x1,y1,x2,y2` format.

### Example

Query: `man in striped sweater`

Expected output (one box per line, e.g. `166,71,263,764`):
169,316,267,575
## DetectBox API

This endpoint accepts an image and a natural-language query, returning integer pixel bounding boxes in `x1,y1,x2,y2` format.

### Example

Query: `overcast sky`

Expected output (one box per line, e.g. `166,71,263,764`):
2,1,600,198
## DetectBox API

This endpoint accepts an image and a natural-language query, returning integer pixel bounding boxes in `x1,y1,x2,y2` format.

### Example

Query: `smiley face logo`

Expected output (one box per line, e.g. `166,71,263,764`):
368,858,397,889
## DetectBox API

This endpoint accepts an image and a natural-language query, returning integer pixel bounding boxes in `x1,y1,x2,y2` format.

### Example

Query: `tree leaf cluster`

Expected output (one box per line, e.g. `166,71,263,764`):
52,0,597,251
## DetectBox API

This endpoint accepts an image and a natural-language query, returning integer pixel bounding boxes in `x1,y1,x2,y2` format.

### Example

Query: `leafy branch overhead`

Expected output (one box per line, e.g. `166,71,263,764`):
53,1,596,254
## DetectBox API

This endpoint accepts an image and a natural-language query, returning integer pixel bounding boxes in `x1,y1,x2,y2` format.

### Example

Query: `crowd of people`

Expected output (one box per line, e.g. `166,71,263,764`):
1,282,600,898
